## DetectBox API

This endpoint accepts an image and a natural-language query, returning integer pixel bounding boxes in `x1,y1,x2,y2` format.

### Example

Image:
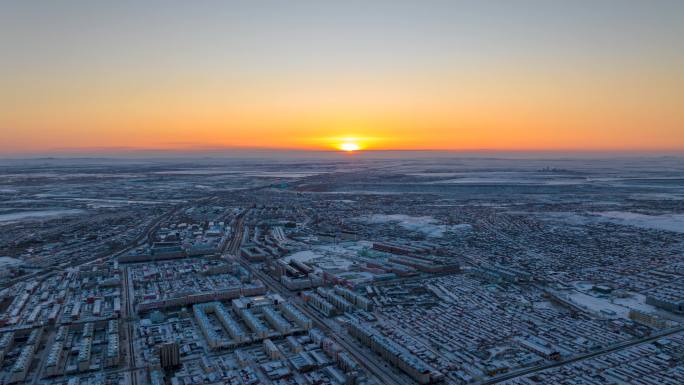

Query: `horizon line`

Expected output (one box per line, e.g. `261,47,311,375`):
3,145,684,155
2,148,684,161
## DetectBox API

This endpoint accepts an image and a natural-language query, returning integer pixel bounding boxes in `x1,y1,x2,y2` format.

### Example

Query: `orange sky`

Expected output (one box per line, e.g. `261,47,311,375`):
1,2,683,154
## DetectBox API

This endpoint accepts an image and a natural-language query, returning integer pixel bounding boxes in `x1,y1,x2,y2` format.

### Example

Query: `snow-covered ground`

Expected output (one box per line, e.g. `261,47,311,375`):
629,193,684,201
571,281,594,291
335,271,375,285
282,241,370,272
563,290,659,320
532,301,557,310
283,250,321,264
0,256,23,266
407,171,587,186
317,241,372,257
425,177,584,185
594,211,684,233
536,211,684,233
0,257,24,277
613,293,659,314
243,171,328,178
565,292,630,318
355,214,448,237
0,209,86,223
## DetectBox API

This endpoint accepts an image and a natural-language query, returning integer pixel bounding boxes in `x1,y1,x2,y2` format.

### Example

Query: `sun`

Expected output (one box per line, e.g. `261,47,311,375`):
339,142,360,152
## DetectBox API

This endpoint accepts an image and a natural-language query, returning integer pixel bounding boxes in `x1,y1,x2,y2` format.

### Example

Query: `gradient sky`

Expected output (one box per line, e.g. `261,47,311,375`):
1,0,683,154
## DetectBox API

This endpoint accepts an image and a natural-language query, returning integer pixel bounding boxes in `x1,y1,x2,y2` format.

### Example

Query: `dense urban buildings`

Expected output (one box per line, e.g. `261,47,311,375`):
1,156,683,384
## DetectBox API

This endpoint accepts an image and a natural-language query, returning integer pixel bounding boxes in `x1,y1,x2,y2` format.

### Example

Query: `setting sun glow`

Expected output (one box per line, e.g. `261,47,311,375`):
1,2,683,155
339,142,361,152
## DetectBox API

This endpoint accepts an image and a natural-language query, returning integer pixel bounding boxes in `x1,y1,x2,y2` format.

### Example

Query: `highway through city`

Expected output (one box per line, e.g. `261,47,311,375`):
224,206,251,255
122,266,139,385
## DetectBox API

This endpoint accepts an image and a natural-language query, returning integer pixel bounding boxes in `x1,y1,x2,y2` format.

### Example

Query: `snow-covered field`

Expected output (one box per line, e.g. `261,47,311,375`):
565,292,631,318
594,211,684,233
425,177,584,185
244,171,327,178
536,211,684,233
408,171,586,186
629,193,684,201
317,241,372,256
563,290,659,320
355,214,448,237
613,293,659,314
0,257,24,277
0,209,86,223
282,241,371,272
283,250,321,264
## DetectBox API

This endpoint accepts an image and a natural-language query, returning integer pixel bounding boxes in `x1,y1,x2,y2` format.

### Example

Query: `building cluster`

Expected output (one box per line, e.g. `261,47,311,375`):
370,273,662,382
148,326,369,385
645,279,684,314
122,220,230,262
2,204,156,271
193,294,312,350
502,332,684,384
0,263,122,329
238,206,307,262
265,239,462,294
130,258,265,313
347,321,443,384
136,292,372,385
3,161,684,385
370,243,460,274
0,260,127,383
267,258,325,291
302,286,373,317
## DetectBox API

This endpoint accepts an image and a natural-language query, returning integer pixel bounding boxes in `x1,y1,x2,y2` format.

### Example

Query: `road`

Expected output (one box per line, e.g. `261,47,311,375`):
223,207,250,255
122,265,140,385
